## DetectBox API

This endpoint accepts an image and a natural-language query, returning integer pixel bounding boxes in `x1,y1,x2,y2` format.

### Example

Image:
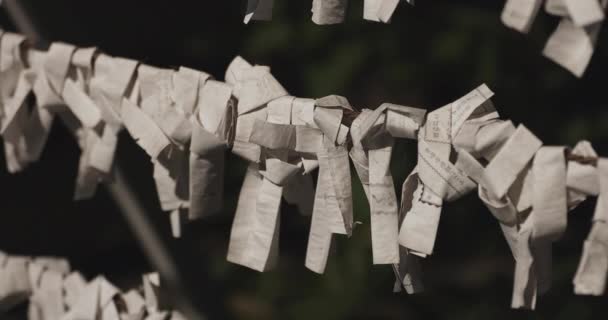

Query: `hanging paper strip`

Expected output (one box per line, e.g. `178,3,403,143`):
2,31,608,311
0,251,184,320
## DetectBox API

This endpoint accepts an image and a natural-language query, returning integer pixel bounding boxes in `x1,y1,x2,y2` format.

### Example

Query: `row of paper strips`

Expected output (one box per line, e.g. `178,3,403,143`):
245,0,414,24
0,251,184,320
245,0,607,77
0,29,607,312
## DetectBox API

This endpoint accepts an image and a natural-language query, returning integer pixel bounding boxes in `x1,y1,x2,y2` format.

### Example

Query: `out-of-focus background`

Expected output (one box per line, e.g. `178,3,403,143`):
1,0,607,319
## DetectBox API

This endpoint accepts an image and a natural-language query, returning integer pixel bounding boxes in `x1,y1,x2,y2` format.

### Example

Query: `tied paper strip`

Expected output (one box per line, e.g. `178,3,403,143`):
0,32,45,174
349,103,426,293
476,123,545,309
350,108,400,265
572,152,608,296
66,48,114,200
228,96,301,272
137,64,193,236
0,255,31,311
74,53,139,199
62,277,121,320
141,272,187,319
29,263,68,320
458,119,553,310
543,0,608,77
312,0,349,24
364,0,401,23
226,57,296,272
0,251,184,319
398,84,494,257
226,56,287,162
41,45,137,200
530,147,568,278
5,31,608,309
349,104,425,264
189,78,231,221
502,0,607,77
312,0,413,24
542,16,604,78
231,94,318,270
304,95,353,274
501,0,543,33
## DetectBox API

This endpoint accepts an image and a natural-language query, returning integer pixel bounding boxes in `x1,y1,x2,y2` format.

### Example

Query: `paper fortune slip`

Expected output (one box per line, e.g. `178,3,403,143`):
2,27,608,312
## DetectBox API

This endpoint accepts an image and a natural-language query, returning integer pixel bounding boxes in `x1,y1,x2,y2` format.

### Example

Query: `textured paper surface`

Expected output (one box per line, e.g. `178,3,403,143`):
484,125,542,198
392,174,425,292
29,270,64,320
398,176,443,256
543,19,602,77
501,0,543,33
62,79,102,128
227,165,265,268
0,256,31,310
532,147,568,241
369,144,400,264
364,0,401,22
312,0,349,24
501,222,538,309
573,158,608,295
229,94,301,271
6,37,608,309
188,78,231,220
545,0,569,16
189,120,226,220
306,144,352,273
350,109,399,264
236,66,287,115
121,98,171,159
564,0,605,27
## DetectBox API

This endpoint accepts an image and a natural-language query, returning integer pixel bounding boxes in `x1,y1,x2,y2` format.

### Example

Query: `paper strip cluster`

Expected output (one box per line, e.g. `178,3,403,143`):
502,0,606,77
0,251,183,320
243,0,414,24
244,1,607,77
0,30,607,310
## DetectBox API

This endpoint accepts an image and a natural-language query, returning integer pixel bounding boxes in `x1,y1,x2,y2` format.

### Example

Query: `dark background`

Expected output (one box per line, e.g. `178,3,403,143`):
1,0,608,319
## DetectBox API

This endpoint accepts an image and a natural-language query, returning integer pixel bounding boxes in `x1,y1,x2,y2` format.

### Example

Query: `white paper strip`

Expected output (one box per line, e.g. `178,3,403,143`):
532,147,568,241
121,98,171,159
29,270,64,320
305,138,353,272
564,0,605,27
573,158,608,295
227,164,264,267
172,67,209,117
369,143,400,264
0,256,31,310
398,175,443,256
364,0,401,22
61,79,102,128
484,125,542,198
501,222,538,309
501,0,543,33
545,0,569,16
189,120,226,219
349,109,400,264
89,54,138,127
44,43,76,100
542,19,602,78
312,0,349,24
236,67,287,115
63,272,87,309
